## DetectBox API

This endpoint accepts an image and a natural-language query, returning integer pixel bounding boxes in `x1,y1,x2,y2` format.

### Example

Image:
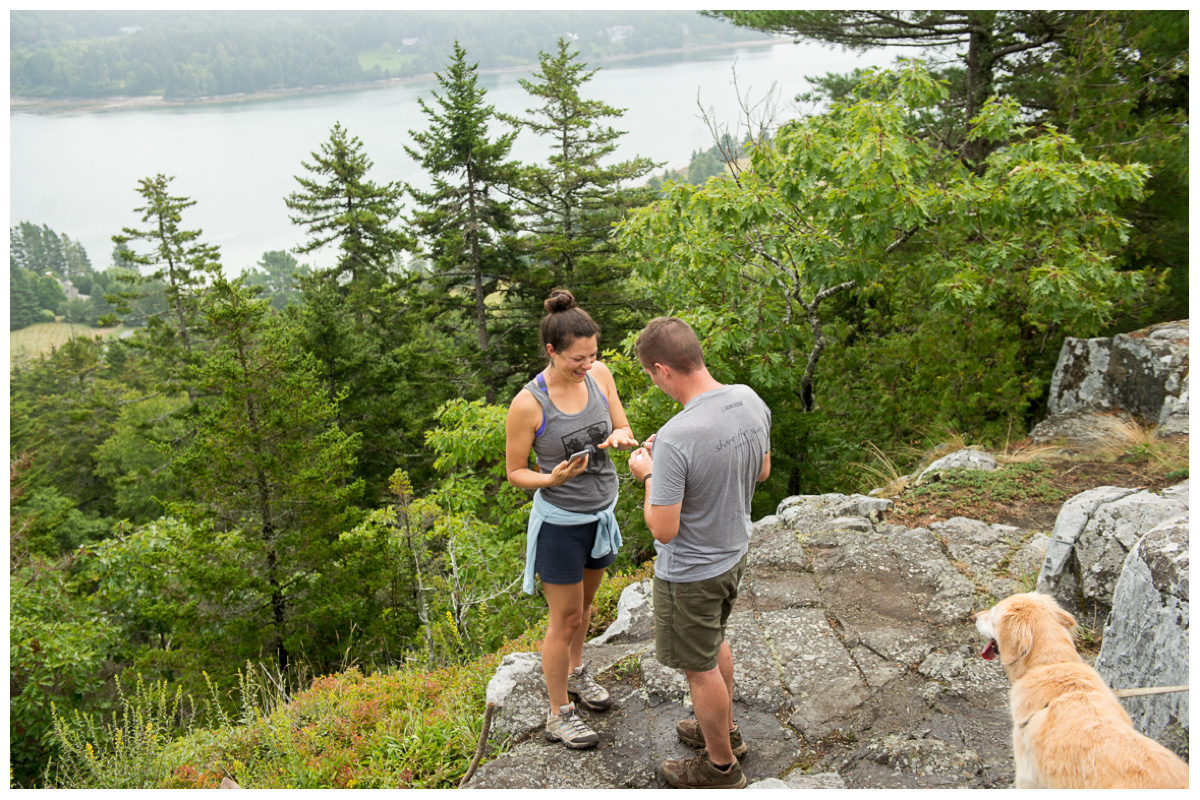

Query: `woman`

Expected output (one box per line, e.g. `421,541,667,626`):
505,288,638,750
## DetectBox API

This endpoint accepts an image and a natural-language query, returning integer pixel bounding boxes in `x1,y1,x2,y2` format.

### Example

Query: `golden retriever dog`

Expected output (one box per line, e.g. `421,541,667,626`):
975,592,1188,789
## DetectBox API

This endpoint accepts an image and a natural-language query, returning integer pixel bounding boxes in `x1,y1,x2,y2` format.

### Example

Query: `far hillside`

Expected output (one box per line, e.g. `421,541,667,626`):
10,10,768,100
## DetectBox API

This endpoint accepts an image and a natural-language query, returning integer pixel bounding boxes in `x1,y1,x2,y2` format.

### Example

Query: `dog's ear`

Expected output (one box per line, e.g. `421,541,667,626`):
998,606,1032,667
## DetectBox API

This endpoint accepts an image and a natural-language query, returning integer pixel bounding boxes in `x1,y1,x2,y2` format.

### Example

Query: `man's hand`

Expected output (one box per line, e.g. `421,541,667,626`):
629,446,653,483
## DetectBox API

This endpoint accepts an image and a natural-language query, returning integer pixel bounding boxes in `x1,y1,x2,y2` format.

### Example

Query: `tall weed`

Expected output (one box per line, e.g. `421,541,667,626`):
45,674,193,789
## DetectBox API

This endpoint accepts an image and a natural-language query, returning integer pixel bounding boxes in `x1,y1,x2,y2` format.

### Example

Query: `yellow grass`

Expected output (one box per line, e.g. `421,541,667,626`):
9,321,128,367
855,441,909,497
998,440,1065,464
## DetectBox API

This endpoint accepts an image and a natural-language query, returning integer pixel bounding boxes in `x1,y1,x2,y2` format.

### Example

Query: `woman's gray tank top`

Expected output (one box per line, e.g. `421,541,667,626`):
524,371,618,513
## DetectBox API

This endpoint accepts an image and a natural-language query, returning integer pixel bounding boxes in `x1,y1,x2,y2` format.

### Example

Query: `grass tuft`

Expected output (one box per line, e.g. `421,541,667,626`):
1107,419,1189,476
855,441,909,496
998,439,1065,464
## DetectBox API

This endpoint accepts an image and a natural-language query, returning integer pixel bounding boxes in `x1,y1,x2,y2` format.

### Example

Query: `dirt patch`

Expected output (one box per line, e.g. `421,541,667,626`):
885,454,1187,532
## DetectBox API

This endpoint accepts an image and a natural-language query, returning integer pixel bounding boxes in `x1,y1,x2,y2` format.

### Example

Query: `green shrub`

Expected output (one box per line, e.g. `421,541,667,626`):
10,564,119,788
43,563,652,789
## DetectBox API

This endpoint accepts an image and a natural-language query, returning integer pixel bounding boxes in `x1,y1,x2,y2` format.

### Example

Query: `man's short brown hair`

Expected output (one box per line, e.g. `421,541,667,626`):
635,316,705,374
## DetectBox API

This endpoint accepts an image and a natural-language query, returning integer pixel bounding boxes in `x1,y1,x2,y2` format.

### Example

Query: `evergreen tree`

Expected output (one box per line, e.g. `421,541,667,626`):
287,125,461,503
60,232,94,285
8,225,73,326
10,222,70,278
291,273,459,505
706,10,1079,167
405,41,518,402
499,38,660,368
175,275,363,674
243,249,311,310
109,174,223,402
1047,11,1189,326
9,336,121,519
93,391,191,523
9,265,42,330
285,122,411,324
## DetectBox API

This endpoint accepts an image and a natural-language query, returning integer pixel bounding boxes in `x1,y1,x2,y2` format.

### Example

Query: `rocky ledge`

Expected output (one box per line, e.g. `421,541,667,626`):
466,478,1189,789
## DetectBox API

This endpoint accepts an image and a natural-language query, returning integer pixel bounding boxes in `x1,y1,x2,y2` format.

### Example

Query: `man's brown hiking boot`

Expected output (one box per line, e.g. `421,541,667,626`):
659,750,746,789
675,718,748,759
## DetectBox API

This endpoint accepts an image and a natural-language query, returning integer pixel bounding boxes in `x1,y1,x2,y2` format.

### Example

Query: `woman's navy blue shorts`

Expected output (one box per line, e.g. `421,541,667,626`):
535,519,617,585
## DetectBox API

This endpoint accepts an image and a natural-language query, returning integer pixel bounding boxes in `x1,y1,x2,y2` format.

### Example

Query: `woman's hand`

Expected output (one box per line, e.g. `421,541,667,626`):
598,427,639,451
547,453,590,486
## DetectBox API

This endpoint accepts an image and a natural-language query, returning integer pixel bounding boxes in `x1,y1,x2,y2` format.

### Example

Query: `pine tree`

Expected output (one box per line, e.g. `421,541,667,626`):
10,222,69,278
243,250,310,310
176,275,363,674
285,122,411,324
499,39,660,363
109,174,223,402
9,336,121,518
9,265,42,330
291,274,459,505
706,10,1079,168
61,233,94,286
405,41,518,402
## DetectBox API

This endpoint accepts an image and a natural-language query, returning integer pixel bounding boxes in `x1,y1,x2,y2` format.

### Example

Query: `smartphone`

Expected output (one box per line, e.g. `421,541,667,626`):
568,447,592,463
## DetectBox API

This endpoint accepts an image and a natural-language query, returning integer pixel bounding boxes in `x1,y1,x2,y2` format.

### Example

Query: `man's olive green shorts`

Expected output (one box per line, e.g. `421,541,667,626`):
653,553,747,672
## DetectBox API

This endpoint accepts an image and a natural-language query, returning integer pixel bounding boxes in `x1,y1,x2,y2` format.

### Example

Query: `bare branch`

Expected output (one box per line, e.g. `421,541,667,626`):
885,226,921,254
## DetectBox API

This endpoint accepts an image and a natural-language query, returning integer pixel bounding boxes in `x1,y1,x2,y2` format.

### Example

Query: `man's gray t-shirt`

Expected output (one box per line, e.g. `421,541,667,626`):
650,384,771,582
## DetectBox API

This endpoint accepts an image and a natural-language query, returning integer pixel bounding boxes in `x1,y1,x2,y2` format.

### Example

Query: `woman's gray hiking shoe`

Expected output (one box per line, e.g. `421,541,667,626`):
566,664,611,711
675,718,748,758
544,704,599,749
659,750,746,789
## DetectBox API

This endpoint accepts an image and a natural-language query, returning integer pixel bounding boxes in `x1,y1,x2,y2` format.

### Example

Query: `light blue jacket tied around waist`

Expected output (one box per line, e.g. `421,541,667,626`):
523,490,621,594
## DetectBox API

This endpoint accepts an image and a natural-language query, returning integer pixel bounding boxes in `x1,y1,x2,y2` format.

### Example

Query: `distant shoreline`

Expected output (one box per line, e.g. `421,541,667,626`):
10,38,786,116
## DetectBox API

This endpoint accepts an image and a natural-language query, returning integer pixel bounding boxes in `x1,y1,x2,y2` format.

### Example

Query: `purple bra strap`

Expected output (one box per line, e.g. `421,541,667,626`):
534,372,548,436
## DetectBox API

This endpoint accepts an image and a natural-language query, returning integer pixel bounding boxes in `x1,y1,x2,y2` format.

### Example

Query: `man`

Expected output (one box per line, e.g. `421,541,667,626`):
627,317,771,790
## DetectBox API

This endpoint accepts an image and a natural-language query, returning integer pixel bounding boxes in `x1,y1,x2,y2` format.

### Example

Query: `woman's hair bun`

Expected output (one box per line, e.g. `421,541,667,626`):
544,288,577,314
539,287,598,354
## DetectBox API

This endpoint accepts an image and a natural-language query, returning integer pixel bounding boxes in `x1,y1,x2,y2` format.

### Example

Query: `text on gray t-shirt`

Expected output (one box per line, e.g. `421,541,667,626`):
650,384,771,582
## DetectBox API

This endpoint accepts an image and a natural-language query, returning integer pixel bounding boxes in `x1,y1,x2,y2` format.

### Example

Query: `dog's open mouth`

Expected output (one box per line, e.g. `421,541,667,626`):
981,638,999,661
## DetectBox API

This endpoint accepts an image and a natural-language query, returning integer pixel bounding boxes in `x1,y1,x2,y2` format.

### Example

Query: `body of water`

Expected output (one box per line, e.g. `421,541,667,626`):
10,40,902,272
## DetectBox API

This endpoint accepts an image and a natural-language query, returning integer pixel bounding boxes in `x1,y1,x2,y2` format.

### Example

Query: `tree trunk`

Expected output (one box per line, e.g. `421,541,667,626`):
267,544,289,675
558,124,574,284
157,215,196,403
399,514,433,656
466,158,496,404
964,11,998,170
